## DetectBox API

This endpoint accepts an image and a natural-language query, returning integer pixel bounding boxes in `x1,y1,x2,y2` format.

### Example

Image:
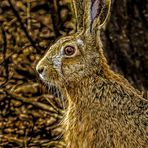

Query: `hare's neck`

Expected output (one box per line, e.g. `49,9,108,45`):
66,76,98,104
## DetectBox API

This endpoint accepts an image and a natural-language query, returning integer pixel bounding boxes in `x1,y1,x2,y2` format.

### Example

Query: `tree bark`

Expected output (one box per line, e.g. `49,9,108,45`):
102,0,148,91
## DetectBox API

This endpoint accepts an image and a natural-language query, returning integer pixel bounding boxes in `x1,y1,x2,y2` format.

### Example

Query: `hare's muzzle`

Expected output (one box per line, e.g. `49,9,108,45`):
36,63,47,80
36,66,44,74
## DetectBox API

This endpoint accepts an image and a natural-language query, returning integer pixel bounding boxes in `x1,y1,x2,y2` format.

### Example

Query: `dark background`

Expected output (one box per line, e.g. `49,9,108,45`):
0,0,147,147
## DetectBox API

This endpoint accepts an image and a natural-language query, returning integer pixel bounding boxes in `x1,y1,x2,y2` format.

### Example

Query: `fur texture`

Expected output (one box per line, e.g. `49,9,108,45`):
36,0,148,147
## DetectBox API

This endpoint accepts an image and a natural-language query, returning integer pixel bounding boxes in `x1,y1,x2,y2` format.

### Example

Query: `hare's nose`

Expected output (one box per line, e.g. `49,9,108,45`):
36,66,45,74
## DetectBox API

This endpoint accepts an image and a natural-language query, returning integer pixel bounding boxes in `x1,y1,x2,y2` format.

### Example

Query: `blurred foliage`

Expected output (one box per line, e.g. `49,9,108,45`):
0,0,148,147
0,0,73,147
102,0,148,91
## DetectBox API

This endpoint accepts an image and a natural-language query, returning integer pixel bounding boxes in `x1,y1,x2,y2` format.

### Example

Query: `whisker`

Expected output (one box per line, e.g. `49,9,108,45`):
40,76,67,110
47,82,51,92
61,95,65,110
51,85,53,95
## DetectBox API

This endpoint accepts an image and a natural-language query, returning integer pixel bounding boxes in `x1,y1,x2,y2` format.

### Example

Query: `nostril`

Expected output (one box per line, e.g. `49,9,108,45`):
37,66,44,74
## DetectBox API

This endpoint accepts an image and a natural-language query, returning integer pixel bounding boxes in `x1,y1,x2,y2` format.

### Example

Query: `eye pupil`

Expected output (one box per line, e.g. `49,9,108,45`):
64,46,75,56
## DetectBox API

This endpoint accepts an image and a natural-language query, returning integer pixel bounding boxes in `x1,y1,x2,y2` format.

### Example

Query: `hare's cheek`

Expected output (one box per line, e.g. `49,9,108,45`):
62,64,84,79
62,65,73,77
48,69,59,80
51,55,63,72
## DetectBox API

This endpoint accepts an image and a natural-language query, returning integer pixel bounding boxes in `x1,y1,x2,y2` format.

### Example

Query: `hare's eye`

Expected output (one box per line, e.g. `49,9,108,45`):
64,46,75,56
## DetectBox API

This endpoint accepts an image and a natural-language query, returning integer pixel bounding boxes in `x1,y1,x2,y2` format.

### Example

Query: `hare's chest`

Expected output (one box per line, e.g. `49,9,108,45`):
65,122,96,148
63,108,97,148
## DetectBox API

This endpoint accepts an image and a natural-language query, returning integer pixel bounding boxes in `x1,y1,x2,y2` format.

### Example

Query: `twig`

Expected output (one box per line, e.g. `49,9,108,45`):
4,89,63,119
0,26,9,88
1,26,7,60
44,94,64,115
48,0,61,37
42,140,65,147
7,0,42,52
27,0,31,34
1,135,23,147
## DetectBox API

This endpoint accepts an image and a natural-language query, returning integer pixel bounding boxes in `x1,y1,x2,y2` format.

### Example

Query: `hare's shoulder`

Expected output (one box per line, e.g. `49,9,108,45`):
93,78,148,114
93,78,148,131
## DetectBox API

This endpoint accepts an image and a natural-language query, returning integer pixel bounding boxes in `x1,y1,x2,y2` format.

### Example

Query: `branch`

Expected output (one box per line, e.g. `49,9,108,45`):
7,0,43,52
48,0,61,37
4,90,63,119
0,26,9,88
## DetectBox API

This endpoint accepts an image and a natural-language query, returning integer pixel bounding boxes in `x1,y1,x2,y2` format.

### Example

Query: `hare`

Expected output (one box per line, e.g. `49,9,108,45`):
36,0,148,147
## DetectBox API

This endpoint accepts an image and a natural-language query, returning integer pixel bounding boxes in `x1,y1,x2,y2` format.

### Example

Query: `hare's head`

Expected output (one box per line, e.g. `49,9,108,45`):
36,0,111,90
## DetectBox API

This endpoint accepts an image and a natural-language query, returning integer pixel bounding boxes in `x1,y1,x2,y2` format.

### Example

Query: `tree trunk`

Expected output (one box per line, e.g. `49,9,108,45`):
102,0,148,91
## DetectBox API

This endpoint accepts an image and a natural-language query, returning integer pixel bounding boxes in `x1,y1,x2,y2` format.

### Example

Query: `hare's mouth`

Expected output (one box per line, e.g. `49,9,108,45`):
47,82,62,98
39,73,66,108
45,81,66,109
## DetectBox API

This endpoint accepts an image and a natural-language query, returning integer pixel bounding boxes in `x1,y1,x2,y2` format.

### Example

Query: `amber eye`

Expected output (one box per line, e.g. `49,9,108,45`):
64,46,75,56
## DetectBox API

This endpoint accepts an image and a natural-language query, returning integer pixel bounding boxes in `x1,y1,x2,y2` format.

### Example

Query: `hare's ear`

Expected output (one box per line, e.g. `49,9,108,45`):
87,0,111,34
71,0,84,31
71,0,111,33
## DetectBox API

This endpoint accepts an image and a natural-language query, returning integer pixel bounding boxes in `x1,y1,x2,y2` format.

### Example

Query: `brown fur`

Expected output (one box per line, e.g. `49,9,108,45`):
36,0,148,147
